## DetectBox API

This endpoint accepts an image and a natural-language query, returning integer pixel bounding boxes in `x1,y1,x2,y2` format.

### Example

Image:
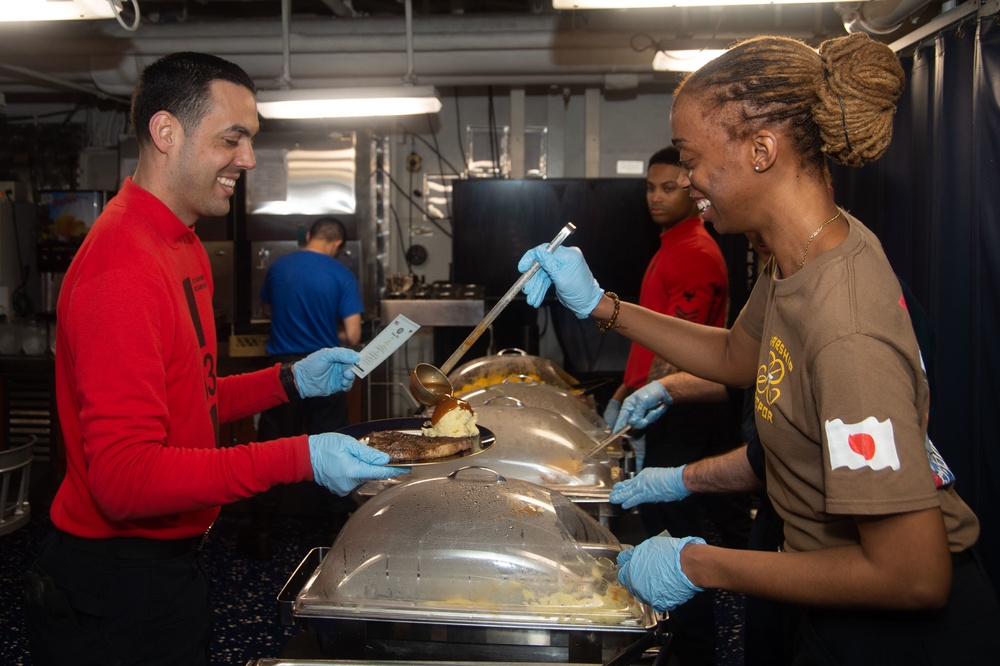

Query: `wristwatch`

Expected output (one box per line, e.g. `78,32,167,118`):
279,362,300,400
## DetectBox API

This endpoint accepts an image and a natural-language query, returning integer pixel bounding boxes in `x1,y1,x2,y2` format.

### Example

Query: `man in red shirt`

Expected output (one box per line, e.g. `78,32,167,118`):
603,146,749,665
604,146,730,464
23,52,404,666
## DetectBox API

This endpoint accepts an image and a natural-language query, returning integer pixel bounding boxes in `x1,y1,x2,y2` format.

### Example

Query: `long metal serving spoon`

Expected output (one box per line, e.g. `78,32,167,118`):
409,222,576,406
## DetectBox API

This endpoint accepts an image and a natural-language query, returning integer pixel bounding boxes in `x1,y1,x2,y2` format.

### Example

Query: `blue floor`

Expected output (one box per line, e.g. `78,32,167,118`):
1,504,336,665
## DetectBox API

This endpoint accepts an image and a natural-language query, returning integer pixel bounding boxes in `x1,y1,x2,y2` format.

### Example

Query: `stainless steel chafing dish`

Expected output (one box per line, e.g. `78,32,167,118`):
448,348,582,394
457,379,611,441
280,468,657,663
358,403,625,523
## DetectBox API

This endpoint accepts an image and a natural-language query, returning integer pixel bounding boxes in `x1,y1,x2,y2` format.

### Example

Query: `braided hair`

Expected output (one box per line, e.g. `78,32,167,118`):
676,33,905,170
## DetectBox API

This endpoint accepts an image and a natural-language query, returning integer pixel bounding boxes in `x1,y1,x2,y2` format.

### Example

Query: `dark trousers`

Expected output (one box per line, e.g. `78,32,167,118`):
257,393,349,441
791,550,1000,665
744,496,796,666
640,402,752,666
24,530,210,666
239,377,351,559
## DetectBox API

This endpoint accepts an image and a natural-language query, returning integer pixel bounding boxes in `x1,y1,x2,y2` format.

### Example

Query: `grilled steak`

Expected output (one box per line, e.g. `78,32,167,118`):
366,429,476,463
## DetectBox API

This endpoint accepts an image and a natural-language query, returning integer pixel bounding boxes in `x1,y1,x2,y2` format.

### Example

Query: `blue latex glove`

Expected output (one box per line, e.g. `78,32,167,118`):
610,465,690,509
617,535,706,613
614,381,674,433
308,433,407,496
603,399,622,429
629,434,647,473
517,245,604,319
293,348,360,398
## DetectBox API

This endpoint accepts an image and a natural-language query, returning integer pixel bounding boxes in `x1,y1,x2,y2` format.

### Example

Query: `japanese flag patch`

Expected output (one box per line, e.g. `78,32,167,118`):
825,416,901,472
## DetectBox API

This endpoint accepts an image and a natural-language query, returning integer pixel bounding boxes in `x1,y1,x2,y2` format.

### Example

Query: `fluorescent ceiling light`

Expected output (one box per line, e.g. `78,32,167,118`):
256,87,443,120
652,49,726,72
555,0,854,7
0,0,117,22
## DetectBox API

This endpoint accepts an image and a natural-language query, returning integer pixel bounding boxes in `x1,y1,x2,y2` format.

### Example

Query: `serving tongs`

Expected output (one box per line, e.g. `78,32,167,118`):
583,424,632,460
410,222,577,406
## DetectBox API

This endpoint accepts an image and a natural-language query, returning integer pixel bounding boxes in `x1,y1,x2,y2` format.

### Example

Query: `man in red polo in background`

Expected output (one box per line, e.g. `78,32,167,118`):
603,146,750,666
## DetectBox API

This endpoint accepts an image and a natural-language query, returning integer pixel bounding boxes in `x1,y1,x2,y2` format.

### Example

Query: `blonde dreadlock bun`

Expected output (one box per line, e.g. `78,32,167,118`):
815,33,906,167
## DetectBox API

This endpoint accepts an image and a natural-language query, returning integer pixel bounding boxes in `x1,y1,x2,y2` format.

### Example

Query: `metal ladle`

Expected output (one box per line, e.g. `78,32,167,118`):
409,362,454,407
408,222,577,406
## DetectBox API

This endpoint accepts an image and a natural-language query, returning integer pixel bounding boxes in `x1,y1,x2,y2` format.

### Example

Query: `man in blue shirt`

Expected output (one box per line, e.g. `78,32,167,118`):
241,217,365,558
259,216,364,437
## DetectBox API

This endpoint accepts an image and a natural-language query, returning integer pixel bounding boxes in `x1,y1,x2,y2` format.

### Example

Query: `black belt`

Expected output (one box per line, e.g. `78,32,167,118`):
57,530,201,560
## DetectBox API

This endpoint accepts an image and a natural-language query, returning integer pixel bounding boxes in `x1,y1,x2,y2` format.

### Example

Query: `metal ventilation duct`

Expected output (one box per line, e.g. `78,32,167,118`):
835,0,937,35
0,8,847,98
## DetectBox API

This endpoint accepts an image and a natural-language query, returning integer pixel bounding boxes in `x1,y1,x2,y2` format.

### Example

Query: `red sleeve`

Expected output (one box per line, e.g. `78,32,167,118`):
216,363,288,424
64,268,312,525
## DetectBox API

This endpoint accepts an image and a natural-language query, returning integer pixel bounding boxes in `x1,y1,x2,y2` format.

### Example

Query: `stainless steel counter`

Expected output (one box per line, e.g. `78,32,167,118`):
379,299,484,327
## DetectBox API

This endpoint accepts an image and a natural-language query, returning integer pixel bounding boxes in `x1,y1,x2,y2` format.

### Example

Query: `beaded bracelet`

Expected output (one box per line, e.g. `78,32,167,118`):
595,292,621,333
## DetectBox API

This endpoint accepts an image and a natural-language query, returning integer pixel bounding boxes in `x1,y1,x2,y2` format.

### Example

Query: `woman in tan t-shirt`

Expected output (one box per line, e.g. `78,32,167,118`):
518,32,999,665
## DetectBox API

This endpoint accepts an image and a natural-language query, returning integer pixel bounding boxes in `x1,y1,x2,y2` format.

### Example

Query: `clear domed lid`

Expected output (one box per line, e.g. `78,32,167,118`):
297,467,653,629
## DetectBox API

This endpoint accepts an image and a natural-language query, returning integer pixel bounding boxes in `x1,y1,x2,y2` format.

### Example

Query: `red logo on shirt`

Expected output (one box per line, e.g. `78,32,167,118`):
848,433,876,460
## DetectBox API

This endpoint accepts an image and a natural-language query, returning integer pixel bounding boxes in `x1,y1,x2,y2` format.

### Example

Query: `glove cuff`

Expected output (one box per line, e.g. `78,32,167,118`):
656,381,674,408
679,536,707,592
281,362,301,401
670,464,692,500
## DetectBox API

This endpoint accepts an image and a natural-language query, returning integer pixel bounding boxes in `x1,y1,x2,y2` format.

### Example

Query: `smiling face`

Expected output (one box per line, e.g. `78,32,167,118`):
646,162,698,230
670,92,755,235
165,80,259,225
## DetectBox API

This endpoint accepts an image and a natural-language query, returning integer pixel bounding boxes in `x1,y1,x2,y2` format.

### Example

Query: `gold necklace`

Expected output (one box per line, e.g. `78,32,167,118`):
799,210,842,269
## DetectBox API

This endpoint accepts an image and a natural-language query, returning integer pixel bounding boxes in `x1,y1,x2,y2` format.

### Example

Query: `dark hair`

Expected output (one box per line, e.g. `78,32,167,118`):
309,217,347,243
675,33,904,170
648,146,681,169
130,52,256,148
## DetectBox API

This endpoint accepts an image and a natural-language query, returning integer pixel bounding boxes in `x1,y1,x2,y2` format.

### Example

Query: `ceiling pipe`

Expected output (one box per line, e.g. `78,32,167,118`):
404,0,415,84
0,13,843,96
280,0,291,87
0,62,131,104
835,0,935,35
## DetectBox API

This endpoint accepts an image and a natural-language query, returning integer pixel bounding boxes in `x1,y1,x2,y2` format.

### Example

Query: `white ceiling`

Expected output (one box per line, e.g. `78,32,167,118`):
0,0,946,109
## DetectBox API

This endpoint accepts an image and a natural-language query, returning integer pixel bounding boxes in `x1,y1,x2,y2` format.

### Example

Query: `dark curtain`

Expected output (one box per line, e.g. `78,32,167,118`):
830,14,1000,586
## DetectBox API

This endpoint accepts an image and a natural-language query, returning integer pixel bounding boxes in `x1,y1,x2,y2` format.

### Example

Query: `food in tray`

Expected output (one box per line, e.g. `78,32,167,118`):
366,397,479,463
454,372,544,395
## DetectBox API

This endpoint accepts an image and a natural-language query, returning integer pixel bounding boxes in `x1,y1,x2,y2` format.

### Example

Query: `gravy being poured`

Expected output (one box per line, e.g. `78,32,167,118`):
431,396,474,426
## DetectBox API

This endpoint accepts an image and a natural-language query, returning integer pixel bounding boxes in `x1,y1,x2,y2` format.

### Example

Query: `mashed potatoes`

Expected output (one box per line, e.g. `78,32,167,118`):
423,396,478,437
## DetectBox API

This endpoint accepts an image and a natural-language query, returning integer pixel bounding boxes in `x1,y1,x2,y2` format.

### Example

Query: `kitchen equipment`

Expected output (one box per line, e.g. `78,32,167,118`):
457,378,608,438
338,417,495,466
20,320,47,356
409,362,453,407
280,467,656,662
584,426,632,461
358,403,623,525
409,223,575,406
0,319,20,355
448,348,582,394
0,438,33,535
